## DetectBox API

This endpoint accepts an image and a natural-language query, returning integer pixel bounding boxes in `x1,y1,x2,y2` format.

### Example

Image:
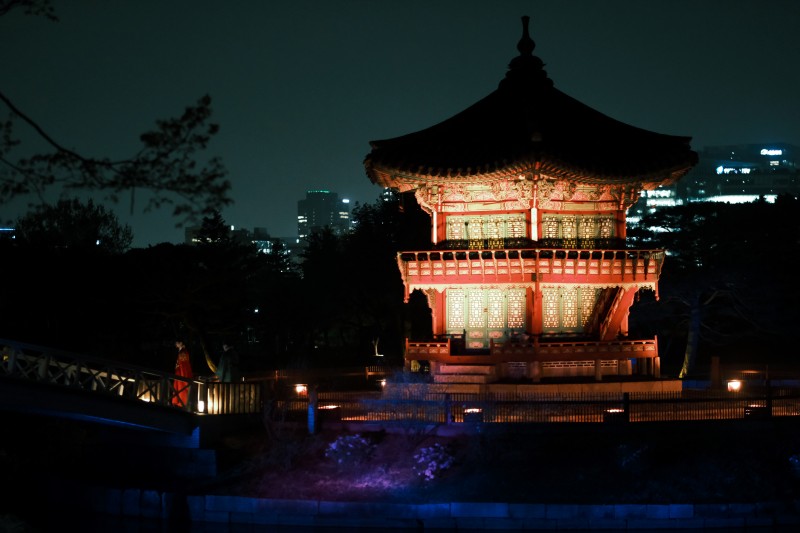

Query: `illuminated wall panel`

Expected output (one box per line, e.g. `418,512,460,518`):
541,214,616,239
446,214,528,241
447,289,465,330
542,286,600,334
446,287,529,342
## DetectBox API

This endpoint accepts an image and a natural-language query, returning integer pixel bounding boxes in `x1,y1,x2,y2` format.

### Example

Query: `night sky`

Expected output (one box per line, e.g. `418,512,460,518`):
3,0,799,247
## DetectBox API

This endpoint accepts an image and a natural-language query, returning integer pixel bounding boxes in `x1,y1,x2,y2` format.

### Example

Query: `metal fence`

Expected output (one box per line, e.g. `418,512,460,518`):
270,387,800,425
5,337,800,424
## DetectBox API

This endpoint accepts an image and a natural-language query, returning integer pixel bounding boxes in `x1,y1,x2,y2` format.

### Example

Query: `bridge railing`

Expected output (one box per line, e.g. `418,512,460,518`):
1,338,202,412
1,339,401,417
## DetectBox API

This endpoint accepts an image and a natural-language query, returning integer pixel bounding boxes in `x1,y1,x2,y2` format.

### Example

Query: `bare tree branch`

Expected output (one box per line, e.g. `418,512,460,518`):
0,91,231,226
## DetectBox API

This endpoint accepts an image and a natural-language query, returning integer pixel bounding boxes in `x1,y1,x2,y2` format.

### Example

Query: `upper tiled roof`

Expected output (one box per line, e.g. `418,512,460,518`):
365,16,697,187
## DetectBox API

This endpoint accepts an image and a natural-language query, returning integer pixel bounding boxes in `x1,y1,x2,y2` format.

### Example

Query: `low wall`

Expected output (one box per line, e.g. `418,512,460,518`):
51,482,800,530
385,379,683,396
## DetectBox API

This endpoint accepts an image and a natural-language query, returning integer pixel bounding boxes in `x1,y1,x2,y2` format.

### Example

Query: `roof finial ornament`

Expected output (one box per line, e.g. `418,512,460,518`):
504,15,551,89
517,15,535,57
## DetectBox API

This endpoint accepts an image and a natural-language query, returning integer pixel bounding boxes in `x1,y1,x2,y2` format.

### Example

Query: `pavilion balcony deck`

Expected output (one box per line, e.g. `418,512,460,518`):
398,247,665,287
405,337,659,365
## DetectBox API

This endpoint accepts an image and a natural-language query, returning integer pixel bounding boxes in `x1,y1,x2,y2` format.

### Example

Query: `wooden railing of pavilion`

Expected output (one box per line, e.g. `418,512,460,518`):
406,337,658,365
274,386,800,425
397,247,665,288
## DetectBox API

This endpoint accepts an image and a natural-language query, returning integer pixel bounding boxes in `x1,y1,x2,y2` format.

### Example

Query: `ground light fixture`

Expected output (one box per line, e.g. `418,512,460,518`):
727,380,742,392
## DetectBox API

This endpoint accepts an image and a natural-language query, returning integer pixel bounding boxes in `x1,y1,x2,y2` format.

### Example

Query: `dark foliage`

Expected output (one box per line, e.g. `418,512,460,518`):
0,194,430,373
14,198,133,253
628,195,800,374
298,192,430,367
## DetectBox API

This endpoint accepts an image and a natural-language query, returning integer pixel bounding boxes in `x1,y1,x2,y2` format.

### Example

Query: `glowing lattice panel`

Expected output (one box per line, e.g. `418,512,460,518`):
446,220,464,240
540,214,616,239
446,289,465,330
579,217,596,238
446,214,528,241
487,290,505,328
467,217,483,240
507,215,526,238
542,288,560,329
562,287,578,328
468,291,486,328
542,217,559,239
507,289,526,328
485,218,502,239
580,287,598,327
561,216,576,239
598,217,614,238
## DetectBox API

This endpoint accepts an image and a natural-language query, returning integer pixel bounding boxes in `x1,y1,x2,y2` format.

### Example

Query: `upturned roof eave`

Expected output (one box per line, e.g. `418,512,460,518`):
365,151,698,190
366,86,696,184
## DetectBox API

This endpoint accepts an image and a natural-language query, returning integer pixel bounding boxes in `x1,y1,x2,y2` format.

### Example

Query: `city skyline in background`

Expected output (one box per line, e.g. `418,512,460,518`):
3,1,800,247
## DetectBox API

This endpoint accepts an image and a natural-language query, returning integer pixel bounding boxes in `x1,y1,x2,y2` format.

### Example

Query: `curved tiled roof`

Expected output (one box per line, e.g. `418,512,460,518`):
365,17,697,187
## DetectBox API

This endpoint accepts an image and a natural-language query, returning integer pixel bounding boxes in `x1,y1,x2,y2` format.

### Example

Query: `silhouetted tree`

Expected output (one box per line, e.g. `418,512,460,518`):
297,192,430,366
15,198,132,253
0,0,56,20
195,210,232,245
629,196,800,375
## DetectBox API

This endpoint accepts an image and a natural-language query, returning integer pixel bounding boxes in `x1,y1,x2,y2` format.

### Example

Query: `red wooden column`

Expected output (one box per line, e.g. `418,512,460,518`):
431,289,446,337
529,284,542,336
601,288,637,341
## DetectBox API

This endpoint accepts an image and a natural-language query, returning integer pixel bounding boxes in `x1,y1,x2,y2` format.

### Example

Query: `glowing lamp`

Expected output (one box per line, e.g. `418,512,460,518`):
464,407,483,423
727,380,742,392
379,379,387,388
197,400,205,413
295,384,308,396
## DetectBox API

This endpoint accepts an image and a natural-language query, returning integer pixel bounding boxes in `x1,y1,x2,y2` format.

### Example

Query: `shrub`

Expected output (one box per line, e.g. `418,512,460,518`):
324,434,375,465
789,454,800,477
413,443,455,481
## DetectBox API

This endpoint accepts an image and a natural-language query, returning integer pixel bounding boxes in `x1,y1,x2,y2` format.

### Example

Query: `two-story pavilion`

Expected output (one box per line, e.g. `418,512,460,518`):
365,17,697,384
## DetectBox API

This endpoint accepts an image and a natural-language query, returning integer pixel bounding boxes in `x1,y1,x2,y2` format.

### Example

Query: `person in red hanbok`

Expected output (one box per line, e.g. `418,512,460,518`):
172,340,193,407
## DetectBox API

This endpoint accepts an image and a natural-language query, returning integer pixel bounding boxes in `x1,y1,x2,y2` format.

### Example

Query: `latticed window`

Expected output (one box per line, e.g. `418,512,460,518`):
561,216,576,239
447,289,465,330
580,287,599,328
487,290,505,328
485,218,502,240
468,291,486,329
579,217,596,239
446,288,528,334
507,289,526,328
447,220,465,240
542,217,560,239
562,289,578,328
507,217,525,238
598,217,614,238
541,215,616,242
466,217,483,241
446,214,527,242
541,286,599,333
542,288,560,329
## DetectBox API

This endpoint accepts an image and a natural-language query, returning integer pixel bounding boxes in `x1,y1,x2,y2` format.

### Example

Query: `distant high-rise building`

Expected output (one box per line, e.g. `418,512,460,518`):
297,190,351,240
628,142,799,225
678,143,798,202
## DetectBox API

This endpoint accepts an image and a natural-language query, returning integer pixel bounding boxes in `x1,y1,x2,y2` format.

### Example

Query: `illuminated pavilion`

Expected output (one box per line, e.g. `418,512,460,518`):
365,17,697,387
